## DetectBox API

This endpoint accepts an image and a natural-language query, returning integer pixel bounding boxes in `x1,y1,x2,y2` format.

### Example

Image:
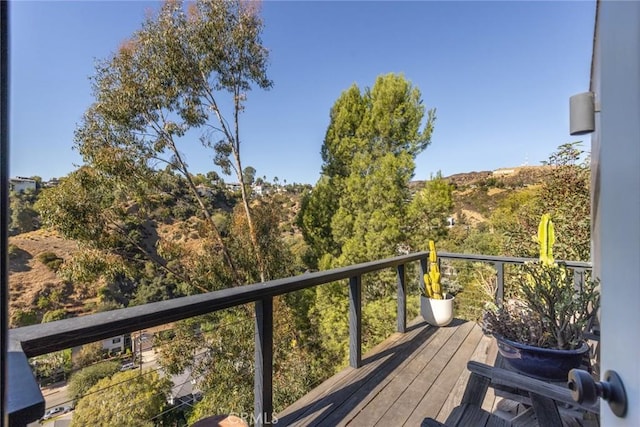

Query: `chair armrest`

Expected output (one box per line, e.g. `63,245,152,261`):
467,361,599,414
421,418,448,427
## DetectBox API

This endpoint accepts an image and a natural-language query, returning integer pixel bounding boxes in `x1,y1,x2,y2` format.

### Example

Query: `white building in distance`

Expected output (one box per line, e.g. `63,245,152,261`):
9,177,36,193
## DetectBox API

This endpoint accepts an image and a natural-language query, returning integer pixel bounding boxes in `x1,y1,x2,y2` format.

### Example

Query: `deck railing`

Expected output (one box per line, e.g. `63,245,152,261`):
7,251,591,426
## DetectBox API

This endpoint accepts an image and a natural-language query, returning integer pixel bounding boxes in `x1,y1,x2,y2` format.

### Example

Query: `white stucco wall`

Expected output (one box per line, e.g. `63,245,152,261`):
102,336,125,353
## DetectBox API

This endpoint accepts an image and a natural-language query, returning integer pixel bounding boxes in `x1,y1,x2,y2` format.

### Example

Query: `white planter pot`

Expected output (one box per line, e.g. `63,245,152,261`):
420,295,455,326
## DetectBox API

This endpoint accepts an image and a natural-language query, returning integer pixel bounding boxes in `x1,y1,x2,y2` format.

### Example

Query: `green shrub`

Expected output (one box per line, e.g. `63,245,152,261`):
31,349,73,385
37,295,52,310
74,342,105,369
38,251,64,272
8,244,19,258
11,309,38,327
36,286,65,311
83,301,98,312
42,309,68,323
95,300,123,312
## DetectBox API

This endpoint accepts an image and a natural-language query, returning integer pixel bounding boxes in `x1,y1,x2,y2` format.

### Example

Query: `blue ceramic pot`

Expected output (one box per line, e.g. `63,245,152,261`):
495,335,589,381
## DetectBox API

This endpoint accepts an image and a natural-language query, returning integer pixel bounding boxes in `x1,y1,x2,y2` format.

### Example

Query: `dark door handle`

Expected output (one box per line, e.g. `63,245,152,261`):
568,369,627,417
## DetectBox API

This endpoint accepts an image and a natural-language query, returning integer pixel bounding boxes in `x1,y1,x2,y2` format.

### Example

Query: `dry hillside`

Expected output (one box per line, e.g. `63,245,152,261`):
411,165,549,225
8,229,81,316
7,192,306,322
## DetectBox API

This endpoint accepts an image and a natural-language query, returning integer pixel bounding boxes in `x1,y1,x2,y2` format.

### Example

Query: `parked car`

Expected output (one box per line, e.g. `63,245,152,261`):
39,406,71,422
120,362,136,371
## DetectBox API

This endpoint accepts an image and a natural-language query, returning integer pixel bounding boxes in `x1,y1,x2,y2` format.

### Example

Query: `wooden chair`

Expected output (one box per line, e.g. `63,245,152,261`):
422,361,599,427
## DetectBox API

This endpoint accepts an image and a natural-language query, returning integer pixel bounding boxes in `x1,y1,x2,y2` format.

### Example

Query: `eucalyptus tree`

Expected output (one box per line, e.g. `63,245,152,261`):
75,0,271,283
35,166,198,302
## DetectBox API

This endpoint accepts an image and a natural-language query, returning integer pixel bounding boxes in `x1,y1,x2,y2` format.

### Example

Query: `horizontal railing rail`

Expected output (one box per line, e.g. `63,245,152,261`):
8,251,591,426
437,252,591,306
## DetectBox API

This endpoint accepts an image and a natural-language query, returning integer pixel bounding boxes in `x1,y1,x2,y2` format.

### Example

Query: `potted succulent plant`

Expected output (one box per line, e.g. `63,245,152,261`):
420,240,455,327
482,214,600,380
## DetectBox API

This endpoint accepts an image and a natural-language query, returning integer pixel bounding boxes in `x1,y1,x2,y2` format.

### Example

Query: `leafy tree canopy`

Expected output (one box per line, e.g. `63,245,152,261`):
67,360,120,403
9,190,39,235
406,171,454,250
490,142,590,261
72,370,171,427
73,0,273,282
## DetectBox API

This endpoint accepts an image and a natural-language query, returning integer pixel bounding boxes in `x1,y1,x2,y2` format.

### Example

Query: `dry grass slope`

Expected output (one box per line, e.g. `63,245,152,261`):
8,229,80,317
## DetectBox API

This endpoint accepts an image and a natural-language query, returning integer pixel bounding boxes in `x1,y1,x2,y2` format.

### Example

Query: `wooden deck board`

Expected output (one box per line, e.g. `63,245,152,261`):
344,324,460,426
277,319,438,426
277,329,406,420
278,319,494,427
435,333,493,422
374,321,477,426
307,325,438,426
403,325,485,426
483,334,500,412
323,327,452,427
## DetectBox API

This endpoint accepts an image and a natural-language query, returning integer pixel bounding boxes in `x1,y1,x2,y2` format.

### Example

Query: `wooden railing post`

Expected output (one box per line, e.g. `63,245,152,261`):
574,268,585,292
495,262,504,305
419,257,428,292
397,264,406,333
349,275,362,368
254,297,273,427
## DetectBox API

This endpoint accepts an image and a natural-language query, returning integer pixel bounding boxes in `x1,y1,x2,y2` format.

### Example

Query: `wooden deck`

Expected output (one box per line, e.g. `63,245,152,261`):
277,318,500,426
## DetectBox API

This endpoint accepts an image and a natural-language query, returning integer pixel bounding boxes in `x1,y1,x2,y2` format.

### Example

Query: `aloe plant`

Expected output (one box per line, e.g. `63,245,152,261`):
423,240,445,299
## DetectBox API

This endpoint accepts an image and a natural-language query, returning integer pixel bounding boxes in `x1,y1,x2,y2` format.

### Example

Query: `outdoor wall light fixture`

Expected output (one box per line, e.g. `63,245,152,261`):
570,92,596,135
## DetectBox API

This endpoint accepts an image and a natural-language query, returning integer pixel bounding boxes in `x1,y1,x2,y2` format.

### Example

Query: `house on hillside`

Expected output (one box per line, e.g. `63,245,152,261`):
43,178,60,188
71,334,129,367
225,183,241,192
9,177,36,193
102,335,126,354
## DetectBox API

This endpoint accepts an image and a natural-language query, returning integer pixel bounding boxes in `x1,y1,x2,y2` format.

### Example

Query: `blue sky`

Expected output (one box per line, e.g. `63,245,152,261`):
9,1,596,184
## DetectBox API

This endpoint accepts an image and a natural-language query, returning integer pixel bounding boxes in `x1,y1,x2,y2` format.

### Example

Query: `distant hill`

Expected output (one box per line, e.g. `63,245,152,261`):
411,165,549,189
411,165,550,226
446,166,550,188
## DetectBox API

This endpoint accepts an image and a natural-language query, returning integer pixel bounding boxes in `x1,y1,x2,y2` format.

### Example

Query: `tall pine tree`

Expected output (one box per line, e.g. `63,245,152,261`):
301,73,436,368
